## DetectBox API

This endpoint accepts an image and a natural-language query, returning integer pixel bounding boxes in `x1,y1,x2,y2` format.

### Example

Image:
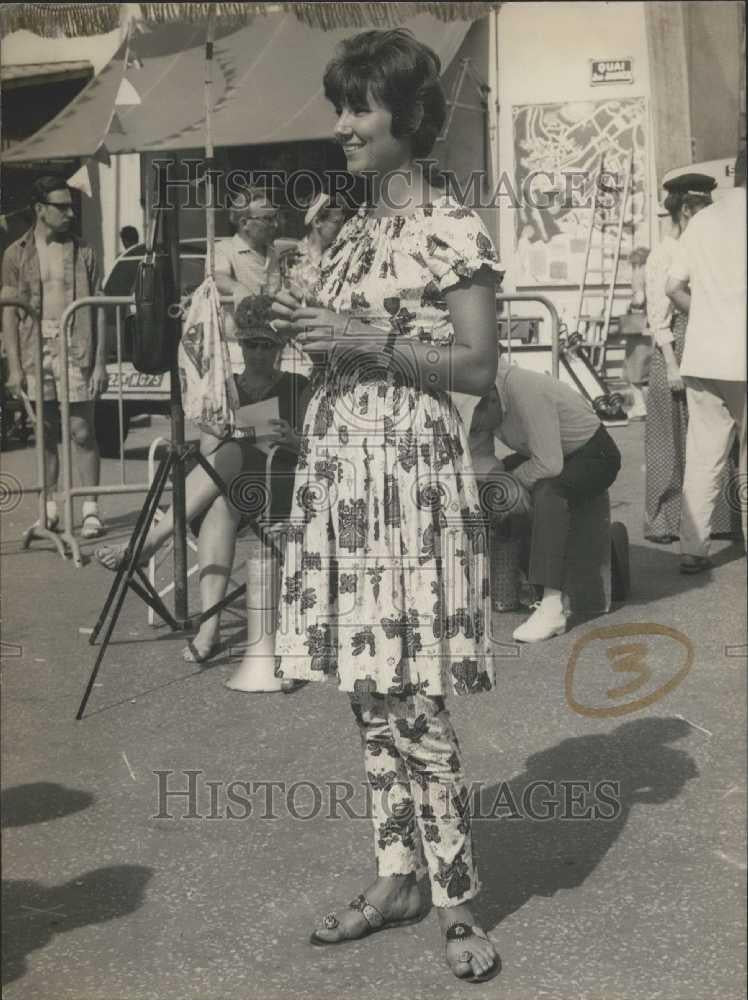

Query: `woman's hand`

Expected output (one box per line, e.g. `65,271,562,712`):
272,305,352,353
270,288,304,336
291,306,348,336
288,306,358,355
666,365,685,393
268,418,301,453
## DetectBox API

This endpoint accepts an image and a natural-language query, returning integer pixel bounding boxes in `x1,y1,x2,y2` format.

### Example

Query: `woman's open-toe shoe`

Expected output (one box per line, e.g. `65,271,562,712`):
95,544,148,572
445,922,501,984
281,679,309,694
183,638,218,664
310,893,425,947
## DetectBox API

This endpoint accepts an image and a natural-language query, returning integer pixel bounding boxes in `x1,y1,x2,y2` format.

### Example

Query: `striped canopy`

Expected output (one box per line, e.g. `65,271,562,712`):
2,8,485,160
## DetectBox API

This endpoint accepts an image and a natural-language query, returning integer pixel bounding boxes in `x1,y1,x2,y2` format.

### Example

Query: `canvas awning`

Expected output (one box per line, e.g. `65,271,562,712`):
0,60,92,88
2,10,479,162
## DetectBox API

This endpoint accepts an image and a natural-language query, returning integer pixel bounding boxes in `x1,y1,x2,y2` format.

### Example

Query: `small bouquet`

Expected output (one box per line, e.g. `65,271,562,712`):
280,247,320,306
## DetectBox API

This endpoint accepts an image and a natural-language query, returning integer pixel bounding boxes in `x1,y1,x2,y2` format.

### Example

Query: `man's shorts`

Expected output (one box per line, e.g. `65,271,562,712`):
25,326,92,404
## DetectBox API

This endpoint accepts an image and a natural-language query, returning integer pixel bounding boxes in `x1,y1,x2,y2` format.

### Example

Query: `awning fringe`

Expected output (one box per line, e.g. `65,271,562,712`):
1,2,502,37
0,3,121,37
283,3,501,30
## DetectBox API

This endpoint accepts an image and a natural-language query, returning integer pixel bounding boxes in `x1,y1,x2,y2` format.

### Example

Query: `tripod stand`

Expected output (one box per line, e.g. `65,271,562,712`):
75,440,249,720
75,141,252,719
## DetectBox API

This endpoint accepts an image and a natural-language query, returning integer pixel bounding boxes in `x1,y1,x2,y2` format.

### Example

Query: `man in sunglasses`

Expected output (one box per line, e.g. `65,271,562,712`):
2,174,108,537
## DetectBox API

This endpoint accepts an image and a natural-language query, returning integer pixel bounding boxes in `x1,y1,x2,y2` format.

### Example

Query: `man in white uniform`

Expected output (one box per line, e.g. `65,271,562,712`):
667,148,747,572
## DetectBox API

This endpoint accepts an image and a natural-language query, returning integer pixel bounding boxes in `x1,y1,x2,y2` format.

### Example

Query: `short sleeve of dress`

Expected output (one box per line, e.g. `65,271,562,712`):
422,201,503,293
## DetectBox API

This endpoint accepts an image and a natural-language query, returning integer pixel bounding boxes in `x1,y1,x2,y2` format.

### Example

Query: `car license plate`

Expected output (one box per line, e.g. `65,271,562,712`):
108,372,165,389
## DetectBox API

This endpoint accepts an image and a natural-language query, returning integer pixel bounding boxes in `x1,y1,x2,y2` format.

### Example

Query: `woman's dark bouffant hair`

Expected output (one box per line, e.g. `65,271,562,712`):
323,29,446,160
663,190,712,223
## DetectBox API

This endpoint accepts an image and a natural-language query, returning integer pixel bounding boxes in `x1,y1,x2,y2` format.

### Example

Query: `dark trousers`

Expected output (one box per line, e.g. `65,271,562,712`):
504,426,621,591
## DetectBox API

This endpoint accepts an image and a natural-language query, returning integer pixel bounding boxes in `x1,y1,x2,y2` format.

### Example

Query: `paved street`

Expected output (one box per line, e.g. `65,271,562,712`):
1,416,745,1000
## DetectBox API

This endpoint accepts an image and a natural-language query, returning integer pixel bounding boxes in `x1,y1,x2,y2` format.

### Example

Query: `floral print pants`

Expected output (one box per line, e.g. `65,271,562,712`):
350,688,479,908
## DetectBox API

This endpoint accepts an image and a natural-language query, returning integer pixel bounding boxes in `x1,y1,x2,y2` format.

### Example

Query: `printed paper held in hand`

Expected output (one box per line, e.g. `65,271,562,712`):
232,397,280,454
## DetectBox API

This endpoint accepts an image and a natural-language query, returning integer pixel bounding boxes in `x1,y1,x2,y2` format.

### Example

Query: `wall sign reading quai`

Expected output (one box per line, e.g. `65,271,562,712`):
591,59,633,85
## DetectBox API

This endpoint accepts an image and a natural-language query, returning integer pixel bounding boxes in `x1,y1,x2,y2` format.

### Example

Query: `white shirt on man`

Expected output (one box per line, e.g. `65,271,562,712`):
470,363,601,491
669,186,747,381
214,234,274,297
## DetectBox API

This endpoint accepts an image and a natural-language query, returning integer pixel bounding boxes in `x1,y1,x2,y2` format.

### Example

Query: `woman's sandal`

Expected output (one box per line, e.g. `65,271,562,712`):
280,679,309,695
95,544,148,572
310,893,425,947
183,639,218,664
445,923,501,984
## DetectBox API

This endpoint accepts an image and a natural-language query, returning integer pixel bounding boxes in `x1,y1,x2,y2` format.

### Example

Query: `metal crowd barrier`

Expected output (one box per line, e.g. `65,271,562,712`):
496,292,561,378
5,291,561,571
55,295,159,567
1,295,167,566
0,298,68,559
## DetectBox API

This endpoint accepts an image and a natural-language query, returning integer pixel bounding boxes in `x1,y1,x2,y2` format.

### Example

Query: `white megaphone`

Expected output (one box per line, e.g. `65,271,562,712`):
225,532,284,692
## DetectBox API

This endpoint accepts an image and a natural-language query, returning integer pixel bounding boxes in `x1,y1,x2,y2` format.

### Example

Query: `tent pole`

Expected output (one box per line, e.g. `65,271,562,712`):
205,4,216,276
488,8,501,250
163,158,188,625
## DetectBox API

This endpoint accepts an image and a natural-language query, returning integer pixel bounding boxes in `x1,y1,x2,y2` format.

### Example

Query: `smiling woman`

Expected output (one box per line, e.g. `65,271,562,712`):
270,27,502,986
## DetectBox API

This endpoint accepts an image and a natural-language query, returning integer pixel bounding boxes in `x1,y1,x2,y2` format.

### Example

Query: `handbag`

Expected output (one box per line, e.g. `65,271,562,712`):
132,205,180,374
177,276,239,438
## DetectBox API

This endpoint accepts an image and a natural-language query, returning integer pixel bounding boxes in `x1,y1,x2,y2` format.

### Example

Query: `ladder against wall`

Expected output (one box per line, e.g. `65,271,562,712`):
571,150,634,376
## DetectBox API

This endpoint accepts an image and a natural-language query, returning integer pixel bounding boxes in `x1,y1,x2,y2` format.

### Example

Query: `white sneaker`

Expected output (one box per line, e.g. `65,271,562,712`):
513,601,568,643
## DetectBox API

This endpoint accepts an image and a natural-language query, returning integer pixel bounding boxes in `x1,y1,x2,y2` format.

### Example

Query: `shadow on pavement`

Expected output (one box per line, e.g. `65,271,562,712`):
1,783,94,828
472,716,699,931
623,542,744,607
2,866,153,987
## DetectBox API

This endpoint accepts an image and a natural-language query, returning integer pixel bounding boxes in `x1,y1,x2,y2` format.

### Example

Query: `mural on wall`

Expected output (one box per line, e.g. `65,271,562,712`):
512,98,648,287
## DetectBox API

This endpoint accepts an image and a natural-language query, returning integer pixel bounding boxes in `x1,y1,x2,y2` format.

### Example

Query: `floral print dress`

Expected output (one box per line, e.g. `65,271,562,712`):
275,195,502,698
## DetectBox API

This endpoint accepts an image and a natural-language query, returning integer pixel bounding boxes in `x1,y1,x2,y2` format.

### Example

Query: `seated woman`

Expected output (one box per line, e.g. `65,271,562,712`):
96,296,309,668
470,359,621,642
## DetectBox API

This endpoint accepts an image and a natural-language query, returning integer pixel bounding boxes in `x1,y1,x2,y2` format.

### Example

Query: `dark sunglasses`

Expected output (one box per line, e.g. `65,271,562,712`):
242,339,277,350
40,201,74,212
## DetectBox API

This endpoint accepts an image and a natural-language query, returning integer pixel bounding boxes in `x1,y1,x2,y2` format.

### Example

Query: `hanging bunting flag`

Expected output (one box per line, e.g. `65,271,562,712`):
115,77,142,106
67,162,93,197
92,143,112,166
108,112,126,135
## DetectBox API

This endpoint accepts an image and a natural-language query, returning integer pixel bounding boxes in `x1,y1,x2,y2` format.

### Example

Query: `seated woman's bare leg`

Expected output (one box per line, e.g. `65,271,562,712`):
184,494,241,662
150,441,244,555
96,441,244,570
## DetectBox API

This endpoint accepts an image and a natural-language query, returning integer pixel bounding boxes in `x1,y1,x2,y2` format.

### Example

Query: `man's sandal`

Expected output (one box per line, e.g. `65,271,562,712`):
81,513,106,539
310,893,425,947
445,922,501,984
